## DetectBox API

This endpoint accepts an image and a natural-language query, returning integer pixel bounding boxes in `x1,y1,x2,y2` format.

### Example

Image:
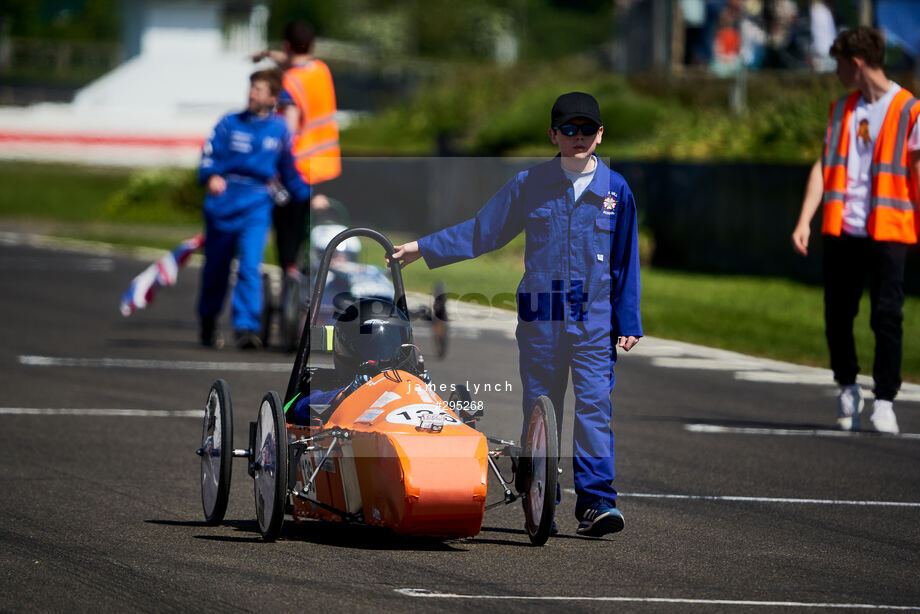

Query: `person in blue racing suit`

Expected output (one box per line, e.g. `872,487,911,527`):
197,69,311,349
391,92,642,537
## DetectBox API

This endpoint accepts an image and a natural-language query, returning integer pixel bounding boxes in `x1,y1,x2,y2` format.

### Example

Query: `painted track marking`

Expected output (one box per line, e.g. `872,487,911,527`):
395,588,920,610
562,488,920,508
0,407,202,418
19,354,290,372
685,423,920,440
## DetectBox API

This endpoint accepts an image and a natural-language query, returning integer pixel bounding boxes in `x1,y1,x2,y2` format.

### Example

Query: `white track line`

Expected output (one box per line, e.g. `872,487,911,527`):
0,407,202,418
19,354,290,372
562,488,920,508
685,423,920,440
395,588,920,610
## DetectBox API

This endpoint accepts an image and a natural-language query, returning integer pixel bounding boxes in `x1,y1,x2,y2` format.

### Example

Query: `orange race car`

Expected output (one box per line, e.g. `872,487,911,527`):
197,228,558,545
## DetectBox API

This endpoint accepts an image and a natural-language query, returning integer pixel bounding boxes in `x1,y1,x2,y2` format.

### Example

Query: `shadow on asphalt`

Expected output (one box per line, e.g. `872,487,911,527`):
148,517,471,551
146,518,568,550
276,521,470,551
478,525,607,544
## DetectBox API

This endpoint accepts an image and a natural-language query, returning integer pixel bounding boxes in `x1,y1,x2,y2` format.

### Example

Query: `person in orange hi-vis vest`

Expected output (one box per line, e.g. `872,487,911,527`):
253,20,341,277
792,27,920,435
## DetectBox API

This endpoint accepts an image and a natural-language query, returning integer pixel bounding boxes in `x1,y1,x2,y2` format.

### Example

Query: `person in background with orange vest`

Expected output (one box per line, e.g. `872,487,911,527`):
792,27,920,434
253,20,341,277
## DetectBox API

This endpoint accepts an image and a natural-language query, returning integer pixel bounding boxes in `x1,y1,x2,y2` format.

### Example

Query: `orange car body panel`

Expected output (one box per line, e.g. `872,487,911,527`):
288,371,488,537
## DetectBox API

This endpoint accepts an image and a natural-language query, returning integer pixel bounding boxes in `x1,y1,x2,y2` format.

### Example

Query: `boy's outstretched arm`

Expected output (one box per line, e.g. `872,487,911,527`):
396,173,526,270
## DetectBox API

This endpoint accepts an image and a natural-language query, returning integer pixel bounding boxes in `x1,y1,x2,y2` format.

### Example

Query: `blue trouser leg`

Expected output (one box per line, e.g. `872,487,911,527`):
517,322,618,514
198,225,237,320
231,220,268,332
569,335,617,510
518,329,567,506
517,324,568,445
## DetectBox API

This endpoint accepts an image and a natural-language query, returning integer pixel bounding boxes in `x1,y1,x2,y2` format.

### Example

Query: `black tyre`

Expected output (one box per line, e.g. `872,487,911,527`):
521,396,558,546
448,384,475,429
201,379,233,525
253,391,288,542
260,272,273,348
432,281,448,358
280,272,304,353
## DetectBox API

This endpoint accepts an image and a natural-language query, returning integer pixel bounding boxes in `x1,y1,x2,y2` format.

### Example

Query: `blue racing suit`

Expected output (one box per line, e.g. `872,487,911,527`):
417,156,642,512
290,387,344,425
198,110,310,332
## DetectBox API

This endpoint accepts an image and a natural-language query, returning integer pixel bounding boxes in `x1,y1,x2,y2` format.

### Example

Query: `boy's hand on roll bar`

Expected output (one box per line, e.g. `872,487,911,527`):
389,242,421,266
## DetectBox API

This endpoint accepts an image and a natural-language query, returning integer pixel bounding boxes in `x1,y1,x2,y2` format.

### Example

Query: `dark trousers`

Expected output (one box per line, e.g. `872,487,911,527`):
823,234,906,400
272,200,308,270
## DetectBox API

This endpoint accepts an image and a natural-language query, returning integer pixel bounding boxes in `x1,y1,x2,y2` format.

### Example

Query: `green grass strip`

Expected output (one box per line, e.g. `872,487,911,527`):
2,160,916,381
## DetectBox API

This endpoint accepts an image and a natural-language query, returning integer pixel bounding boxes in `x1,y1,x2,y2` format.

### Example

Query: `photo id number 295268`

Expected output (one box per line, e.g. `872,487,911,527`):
445,399,484,412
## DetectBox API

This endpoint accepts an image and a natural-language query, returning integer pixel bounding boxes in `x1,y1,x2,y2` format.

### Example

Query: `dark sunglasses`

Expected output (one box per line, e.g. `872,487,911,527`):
555,123,600,137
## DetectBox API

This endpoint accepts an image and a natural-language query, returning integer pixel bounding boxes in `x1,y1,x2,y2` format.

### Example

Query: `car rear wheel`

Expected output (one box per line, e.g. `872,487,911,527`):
522,395,558,546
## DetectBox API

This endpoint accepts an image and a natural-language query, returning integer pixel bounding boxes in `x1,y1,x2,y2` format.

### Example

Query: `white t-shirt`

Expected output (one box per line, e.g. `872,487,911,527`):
562,156,597,202
842,83,920,236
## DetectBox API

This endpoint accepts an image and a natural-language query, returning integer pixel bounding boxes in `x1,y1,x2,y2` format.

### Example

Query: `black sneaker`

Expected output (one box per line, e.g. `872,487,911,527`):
200,316,216,347
235,330,263,350
576,506,624,537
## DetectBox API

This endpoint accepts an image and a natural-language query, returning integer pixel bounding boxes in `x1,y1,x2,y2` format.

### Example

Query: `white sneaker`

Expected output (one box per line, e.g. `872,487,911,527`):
870,399,899,434
836,385,863,430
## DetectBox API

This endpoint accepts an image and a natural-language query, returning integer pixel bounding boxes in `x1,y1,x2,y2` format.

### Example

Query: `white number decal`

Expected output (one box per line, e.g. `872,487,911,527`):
385,403,461,427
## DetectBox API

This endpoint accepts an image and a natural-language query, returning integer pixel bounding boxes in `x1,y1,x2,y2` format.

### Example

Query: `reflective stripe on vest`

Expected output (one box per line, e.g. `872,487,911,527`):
820,92,858,236
822,89,920,243
283,60,342,185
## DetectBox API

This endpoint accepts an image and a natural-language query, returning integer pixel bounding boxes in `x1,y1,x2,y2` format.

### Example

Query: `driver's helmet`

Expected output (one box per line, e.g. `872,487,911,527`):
310,224,361,266
333,298,412,374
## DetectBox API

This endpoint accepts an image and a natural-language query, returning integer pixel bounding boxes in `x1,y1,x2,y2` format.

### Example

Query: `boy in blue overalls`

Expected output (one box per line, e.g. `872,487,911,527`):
392,92,642,537
198,69,311,349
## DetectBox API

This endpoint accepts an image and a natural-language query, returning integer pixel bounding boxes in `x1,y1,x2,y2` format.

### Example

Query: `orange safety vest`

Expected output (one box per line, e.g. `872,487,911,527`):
283,59,341,185
821,89,920,243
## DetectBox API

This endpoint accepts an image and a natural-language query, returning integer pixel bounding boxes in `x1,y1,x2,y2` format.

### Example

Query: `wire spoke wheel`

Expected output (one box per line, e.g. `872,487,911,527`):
522,395,558,546
253,391,288,542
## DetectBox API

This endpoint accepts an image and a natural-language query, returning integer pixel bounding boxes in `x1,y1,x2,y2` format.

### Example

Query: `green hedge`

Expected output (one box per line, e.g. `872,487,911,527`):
102,167,203,225
340,60,856,163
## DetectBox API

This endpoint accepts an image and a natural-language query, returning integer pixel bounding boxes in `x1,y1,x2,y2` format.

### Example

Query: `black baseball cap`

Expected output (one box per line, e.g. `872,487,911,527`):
551,92,602,127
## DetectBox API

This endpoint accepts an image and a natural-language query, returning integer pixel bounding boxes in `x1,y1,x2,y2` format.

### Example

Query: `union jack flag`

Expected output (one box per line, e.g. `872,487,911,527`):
119,234,204,316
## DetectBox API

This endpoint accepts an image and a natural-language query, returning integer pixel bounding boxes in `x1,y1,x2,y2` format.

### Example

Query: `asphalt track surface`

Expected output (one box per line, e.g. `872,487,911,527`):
1,233,919,613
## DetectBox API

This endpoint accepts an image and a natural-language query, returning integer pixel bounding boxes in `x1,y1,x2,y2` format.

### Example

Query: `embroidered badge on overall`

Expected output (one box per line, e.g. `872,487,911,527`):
602,192,618,215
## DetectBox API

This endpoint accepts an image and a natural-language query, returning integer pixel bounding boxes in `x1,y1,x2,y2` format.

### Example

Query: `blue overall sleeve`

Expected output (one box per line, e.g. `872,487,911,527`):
198,116,229,184
610,185,643,337
278,129,312,202
417,173,526,269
